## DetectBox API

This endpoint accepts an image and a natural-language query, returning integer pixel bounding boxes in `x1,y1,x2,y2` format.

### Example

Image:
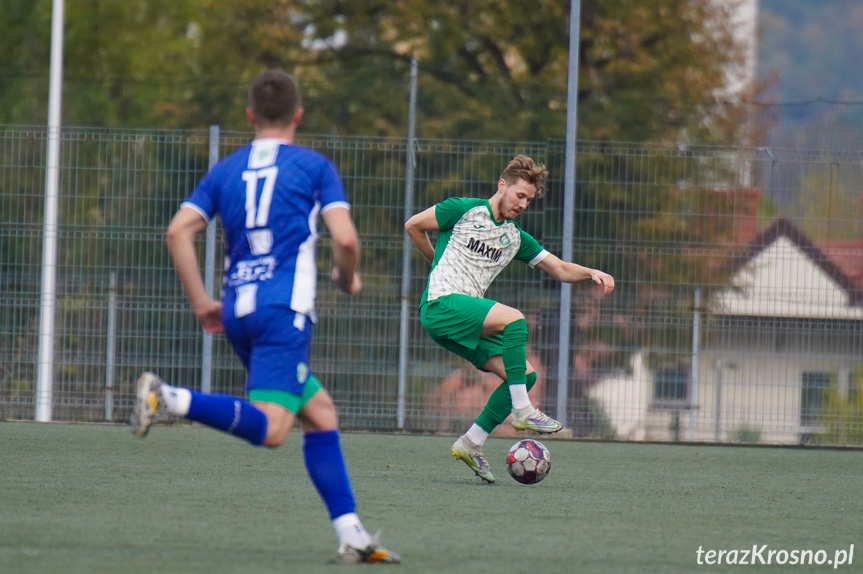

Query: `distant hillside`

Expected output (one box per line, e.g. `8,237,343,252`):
759,0,863,102
757,0,863,151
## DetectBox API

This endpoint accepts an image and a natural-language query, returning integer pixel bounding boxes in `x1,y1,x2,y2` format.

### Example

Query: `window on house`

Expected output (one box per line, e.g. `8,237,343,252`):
654,366,689,402
801,372,831,427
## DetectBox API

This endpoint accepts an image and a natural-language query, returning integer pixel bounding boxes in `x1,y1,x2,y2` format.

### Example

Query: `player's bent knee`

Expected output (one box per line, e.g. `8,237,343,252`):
506,311,526,326
255,404,296,447
299,390,340,432
262,427,292,448
482,304,525,337
263,413,296,447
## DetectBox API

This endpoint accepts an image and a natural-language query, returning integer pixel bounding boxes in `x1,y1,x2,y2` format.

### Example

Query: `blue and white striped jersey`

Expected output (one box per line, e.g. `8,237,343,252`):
182,138,349,323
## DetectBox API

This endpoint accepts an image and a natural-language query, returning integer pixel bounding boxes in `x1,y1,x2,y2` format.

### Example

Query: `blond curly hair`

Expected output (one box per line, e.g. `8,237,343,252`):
500,155,548,198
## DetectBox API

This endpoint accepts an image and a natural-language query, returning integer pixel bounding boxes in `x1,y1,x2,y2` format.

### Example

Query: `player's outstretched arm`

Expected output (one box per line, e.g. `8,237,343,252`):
166,207,224,333
322,206,362,295
536,253,615,297
404,206,438,263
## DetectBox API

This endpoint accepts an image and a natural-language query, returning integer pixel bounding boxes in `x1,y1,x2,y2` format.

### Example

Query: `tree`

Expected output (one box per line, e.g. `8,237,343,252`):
0,0,52,124
2,0,753,142
293,0,765,349
819,364,863,446
789,162,863,242
301,0,752,143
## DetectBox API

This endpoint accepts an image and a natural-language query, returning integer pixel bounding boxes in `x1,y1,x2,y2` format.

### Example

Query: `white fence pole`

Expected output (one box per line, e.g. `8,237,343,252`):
35,0,66,422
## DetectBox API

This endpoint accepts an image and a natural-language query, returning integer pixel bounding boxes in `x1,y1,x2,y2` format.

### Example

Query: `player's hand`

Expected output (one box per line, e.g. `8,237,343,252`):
590,270,615,297
194,298,224,333
332,267,363,295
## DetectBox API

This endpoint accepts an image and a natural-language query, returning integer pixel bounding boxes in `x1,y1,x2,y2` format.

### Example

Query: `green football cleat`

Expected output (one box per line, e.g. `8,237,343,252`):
511,408,563,434
450,436,495,483
335,531,401,564
130,371,164,437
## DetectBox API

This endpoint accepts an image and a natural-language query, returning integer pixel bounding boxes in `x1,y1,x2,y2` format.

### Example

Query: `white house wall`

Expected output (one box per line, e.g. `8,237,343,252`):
591,341,859,444
715,236,863,319
688,351,852,444
587,352,650,441
590,222,863,445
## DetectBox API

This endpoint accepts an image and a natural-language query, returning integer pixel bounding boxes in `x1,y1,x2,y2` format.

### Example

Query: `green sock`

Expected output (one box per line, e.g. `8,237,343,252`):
476,372,537,433
501,319,528,385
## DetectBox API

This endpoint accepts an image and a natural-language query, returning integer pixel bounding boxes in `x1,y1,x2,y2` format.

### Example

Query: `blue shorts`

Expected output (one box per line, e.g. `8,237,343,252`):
222,304,315,396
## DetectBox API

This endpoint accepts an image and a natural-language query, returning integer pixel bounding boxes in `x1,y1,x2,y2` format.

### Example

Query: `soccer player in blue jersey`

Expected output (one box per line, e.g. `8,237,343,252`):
405,155,615,483
130,69,400,564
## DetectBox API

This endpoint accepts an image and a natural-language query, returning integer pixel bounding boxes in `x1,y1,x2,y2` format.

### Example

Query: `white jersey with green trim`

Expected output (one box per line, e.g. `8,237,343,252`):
424,197,549,302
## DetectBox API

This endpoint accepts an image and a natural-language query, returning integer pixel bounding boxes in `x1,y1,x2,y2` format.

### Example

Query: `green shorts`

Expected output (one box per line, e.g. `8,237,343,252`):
420,294,503,371
248,374,322,414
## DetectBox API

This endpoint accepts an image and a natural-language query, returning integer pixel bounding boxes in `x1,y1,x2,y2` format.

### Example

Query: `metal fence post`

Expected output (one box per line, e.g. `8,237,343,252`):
201,125,220,394
397,58,419,429
35,0,67,422
714,360,723,442
557,0,583,427
105,271,117,420
689,288,701,441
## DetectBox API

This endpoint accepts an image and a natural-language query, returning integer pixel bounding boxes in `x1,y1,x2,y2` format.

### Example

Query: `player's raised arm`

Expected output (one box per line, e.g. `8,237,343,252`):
535,253,615,297
322,205,362,295
166,207,224,333
404,205,439,263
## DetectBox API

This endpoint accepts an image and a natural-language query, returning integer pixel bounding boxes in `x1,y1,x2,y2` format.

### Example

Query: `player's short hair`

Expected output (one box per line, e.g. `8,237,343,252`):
500,155,548,198
248,69,302,127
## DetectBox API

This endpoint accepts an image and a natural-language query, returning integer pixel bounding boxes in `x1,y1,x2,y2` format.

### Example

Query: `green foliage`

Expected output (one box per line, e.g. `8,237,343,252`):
581,397,616,439
2,0,752,144
818,364,863,446
0,0,51,124
302,0,750,142
789,166,863,243
730,425,761,444
0,0,206,127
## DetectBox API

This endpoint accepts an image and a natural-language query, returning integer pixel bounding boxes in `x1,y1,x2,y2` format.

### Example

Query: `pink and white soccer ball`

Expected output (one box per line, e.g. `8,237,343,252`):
505,439,551,484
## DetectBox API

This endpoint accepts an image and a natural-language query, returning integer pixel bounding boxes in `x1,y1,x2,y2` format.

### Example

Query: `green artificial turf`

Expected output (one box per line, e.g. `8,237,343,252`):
1,422,860,573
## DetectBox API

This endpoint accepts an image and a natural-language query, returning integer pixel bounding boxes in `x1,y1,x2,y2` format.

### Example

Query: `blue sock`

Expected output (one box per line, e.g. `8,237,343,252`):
186,391,267,446
303,431,356,520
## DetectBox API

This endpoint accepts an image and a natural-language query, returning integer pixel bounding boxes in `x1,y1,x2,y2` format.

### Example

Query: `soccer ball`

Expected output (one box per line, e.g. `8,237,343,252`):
505,439,551,485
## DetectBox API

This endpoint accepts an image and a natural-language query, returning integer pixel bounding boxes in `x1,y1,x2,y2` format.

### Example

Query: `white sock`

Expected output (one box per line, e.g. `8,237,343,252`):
160,384,191,416
464,424,489,447
333,513,372,549
508,384,531,410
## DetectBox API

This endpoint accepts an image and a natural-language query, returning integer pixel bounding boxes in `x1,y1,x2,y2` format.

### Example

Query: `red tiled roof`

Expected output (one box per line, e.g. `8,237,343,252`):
731,218,863,304
817,242,863,291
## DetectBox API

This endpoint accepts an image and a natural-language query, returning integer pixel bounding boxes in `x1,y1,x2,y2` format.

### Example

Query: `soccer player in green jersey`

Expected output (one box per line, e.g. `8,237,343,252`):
405,155,615,483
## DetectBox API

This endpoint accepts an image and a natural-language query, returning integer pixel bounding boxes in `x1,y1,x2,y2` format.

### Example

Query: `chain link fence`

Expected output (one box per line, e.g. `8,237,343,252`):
2,125,862,445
